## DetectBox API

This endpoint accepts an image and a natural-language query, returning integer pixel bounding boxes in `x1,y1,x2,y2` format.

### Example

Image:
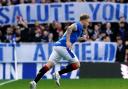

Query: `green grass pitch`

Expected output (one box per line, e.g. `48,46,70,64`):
0,79,128,89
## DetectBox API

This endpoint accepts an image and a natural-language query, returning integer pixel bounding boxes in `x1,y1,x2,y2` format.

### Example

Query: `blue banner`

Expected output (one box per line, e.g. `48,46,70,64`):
0,42,117,79
0,42,117,63
0,63,79,79
0,2,128,25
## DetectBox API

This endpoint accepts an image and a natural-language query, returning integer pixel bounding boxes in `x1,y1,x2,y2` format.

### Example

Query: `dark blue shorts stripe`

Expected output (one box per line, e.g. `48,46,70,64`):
66,48,75,58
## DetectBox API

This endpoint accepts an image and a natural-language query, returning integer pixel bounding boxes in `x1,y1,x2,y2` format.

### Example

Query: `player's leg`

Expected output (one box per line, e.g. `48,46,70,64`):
30,61,54,89
30,46,61,89
53,62,80,87
58,62,80,76
34,61,54,83
53,47,80,86
58,48,80,75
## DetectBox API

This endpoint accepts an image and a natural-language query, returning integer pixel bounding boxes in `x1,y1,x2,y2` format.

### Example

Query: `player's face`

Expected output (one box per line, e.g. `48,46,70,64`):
83,19,90,27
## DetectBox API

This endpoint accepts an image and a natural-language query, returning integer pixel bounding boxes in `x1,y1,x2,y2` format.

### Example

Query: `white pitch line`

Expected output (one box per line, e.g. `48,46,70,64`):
0,79,19,86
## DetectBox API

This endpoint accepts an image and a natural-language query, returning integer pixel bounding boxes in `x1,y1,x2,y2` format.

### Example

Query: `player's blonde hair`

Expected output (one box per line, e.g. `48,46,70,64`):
80,14,90,21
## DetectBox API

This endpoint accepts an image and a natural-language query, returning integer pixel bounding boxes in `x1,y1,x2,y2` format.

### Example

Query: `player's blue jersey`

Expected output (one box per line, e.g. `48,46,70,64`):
54,22,83,47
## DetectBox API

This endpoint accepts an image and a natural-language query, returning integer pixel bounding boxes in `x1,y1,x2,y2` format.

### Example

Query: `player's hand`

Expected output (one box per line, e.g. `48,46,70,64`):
66,41,72,50
82,35,89,41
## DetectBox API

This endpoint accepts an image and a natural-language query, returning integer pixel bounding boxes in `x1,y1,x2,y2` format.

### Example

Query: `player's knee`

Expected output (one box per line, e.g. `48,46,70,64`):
76,62,80,68
71,62,80,70
46,61,54,69
45,64,52,69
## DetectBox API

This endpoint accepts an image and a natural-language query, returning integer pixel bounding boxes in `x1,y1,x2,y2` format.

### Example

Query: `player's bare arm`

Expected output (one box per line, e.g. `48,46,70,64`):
66,24,76,49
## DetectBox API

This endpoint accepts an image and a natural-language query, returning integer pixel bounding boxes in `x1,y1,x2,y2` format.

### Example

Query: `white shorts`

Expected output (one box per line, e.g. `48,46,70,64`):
49,46,79,64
